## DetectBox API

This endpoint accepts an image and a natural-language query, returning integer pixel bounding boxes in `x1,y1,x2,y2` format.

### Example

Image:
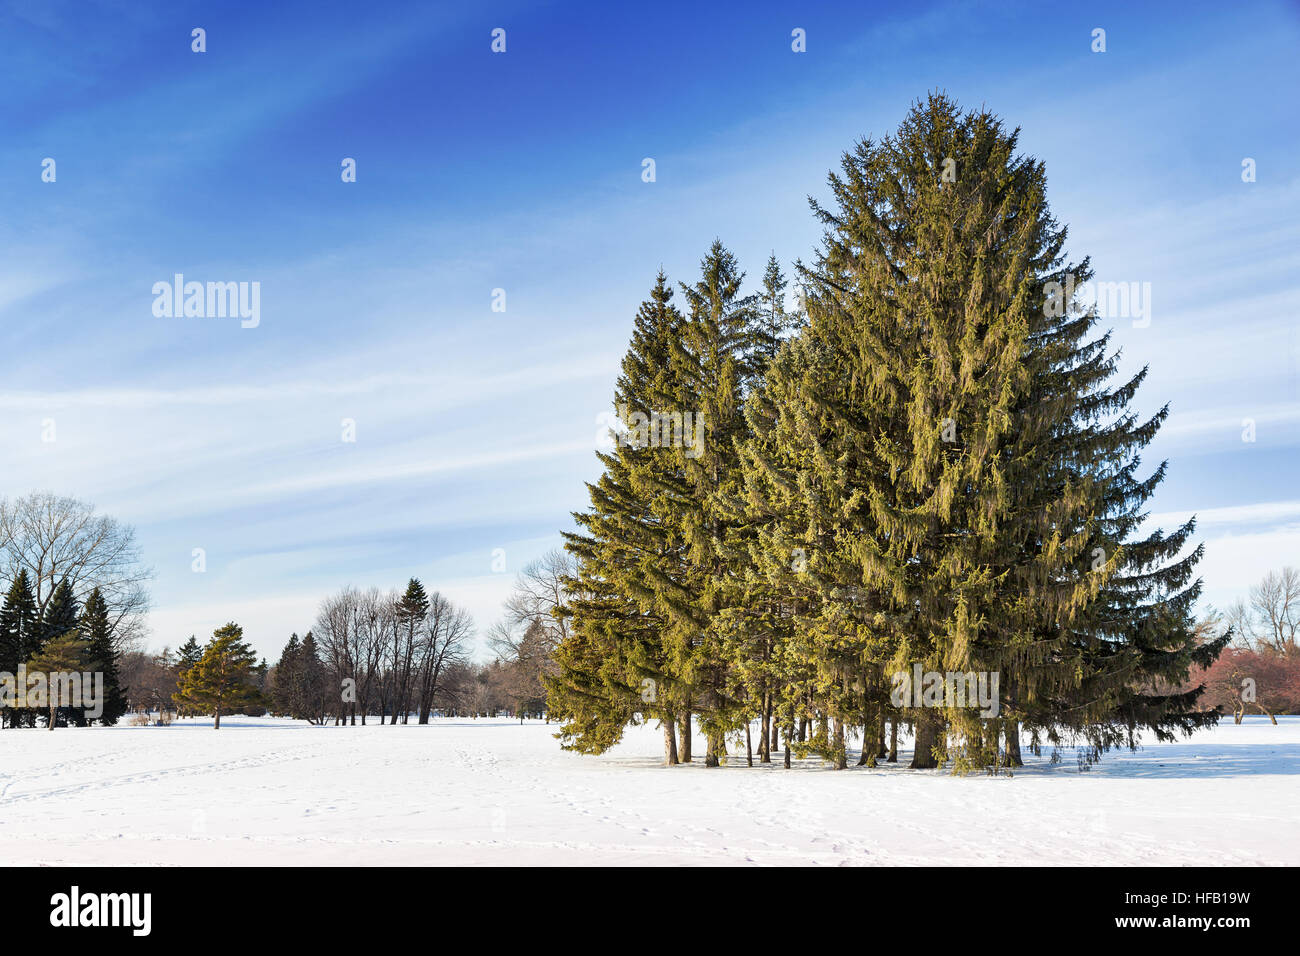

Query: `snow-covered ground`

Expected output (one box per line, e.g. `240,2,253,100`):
2,715,1296,866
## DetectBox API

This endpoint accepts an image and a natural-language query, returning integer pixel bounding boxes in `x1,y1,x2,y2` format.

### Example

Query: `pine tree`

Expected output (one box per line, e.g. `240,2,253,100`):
754,253,804,360
668,240,768,765
0,571,38,728
718,256,806,764
741,326,895,769
296,632,330,724
398,579,430,622
26,630,90,731
272,633,302,716
39,580,80,651
393,578,430,723
248,657,269,716
174,636,203,717
80,587,126,726
173,624,260,729
754,92,1226,770
550,271,691,762
35,581,83,726
177,636,203,675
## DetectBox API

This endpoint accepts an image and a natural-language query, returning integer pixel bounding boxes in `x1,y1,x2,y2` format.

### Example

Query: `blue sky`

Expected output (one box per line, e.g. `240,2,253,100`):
1,0,1298,659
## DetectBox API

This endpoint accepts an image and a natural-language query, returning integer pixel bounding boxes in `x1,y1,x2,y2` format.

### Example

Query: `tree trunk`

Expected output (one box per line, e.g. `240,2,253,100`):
888,717,898,762
214,709,221,730
910,714,939,769
663,716,679,766
1004,720,1023,767
831,717,847,770
679,712,692,763
784,702,794,768
758,695,770,763
746,723,753,767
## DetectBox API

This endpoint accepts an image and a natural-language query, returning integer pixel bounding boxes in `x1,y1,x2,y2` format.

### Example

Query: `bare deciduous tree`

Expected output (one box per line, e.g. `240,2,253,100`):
118,646,180,713
0,492,152,647
414,593,471,722
1228,567,1300,655
499,548,576,657
312,584,471,724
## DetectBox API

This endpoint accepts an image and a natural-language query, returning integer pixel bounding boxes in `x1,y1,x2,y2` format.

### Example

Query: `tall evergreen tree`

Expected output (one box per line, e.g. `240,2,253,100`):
36,580,81,726
174,635,203,716
393,578,430,723
296,632,331,724
272,633,303,716
177,636,203,675
667,240,774,765
39,580,80,650
81,587,127,726
752,92,1226,769
550,271,691,762
0,571,39,728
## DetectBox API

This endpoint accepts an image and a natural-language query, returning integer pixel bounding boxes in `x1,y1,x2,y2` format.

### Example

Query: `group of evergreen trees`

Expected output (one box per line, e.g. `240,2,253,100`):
0,569,127,728
547,94,1228,771
269,631,333,724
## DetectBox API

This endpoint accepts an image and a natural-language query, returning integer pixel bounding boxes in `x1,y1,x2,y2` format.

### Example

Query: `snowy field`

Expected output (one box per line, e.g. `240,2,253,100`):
2,715,1296,866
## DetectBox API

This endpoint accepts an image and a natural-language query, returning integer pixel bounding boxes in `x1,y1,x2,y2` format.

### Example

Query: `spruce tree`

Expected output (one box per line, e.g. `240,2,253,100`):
81,587,126,726
177,636,203,675
754,253,804,360
39,580,80,650
741,328,895,768
272,633,303,716
756,92,1226,769
665,240,763,766
394,579,430,723
37,581,82,726
174,636,203,716
297,632,330,724
550,271,691,762
0,571,38,728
